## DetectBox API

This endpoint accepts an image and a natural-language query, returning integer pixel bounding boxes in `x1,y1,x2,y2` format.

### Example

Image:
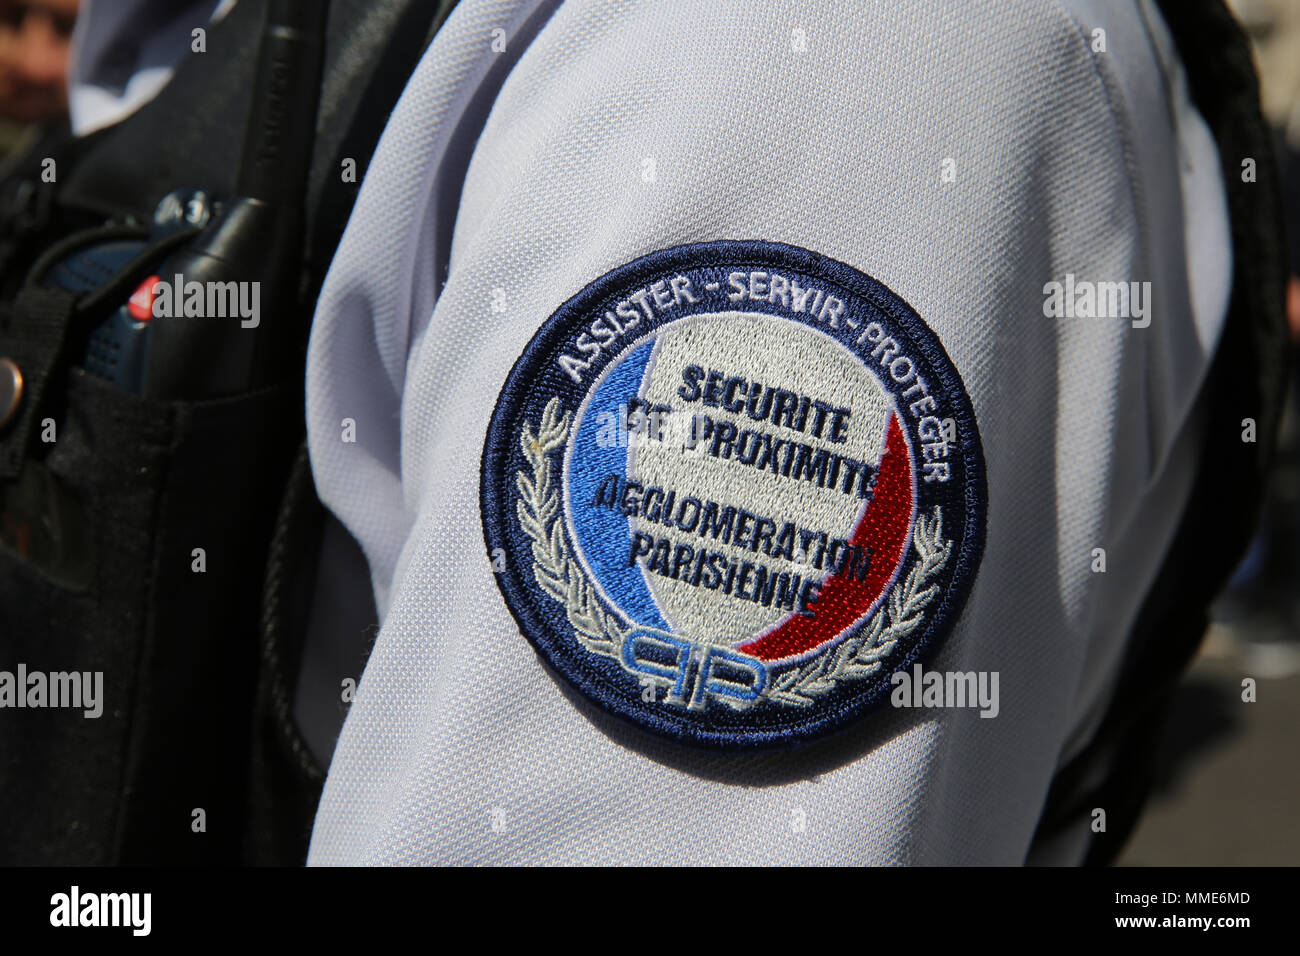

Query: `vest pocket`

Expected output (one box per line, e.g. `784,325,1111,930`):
0,368,298,864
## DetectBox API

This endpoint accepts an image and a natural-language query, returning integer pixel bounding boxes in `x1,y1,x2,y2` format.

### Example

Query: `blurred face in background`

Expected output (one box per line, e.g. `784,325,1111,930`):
0,0,77,122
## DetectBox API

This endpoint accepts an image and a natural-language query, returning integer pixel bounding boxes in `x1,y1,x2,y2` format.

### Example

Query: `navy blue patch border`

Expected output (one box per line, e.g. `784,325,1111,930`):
481,240,987,751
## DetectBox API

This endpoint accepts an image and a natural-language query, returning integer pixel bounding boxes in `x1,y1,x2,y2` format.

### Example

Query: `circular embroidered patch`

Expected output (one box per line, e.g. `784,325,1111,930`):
481,241,985,750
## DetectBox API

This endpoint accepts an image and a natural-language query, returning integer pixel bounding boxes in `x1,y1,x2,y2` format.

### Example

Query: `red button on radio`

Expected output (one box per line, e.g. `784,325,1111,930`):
128,275,161,322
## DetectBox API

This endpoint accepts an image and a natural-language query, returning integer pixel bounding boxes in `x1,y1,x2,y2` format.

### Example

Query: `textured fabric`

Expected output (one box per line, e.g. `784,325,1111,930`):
1029,0,1290,866
305,0,1231,864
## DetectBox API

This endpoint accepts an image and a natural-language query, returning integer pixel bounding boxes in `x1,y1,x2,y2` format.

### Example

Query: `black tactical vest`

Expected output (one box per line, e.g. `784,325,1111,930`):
0,0,459,866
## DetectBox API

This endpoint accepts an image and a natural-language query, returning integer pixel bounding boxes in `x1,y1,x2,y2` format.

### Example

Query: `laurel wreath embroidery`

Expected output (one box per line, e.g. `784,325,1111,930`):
516,397,626,659
515,397,952,709
765,508,952,708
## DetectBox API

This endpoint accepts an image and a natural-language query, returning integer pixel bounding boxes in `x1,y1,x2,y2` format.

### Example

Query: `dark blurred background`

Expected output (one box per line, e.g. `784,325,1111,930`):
0,0,1294,865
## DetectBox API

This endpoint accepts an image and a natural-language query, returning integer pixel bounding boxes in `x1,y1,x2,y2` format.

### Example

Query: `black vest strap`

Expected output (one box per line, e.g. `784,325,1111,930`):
0,286,79,479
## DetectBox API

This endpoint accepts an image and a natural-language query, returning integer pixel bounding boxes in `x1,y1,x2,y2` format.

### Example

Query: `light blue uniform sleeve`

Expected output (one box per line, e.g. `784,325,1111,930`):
304,0,1229,864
